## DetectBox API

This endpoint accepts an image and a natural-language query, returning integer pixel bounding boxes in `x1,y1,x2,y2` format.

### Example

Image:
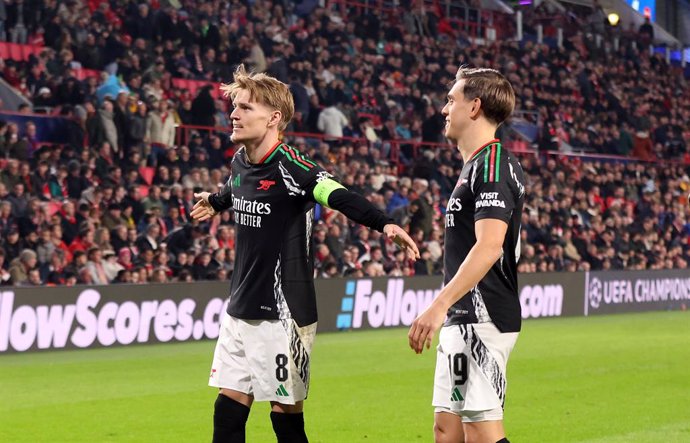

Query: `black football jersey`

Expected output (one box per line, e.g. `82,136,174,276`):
443,139,525,332
213,142,337,326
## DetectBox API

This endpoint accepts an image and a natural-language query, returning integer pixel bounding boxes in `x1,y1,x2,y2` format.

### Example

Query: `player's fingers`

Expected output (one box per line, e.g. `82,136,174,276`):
191,209,208,221
413,325,427,353
408,243,420,259
192,200,203,210
408,323,419,351
426,330,434,349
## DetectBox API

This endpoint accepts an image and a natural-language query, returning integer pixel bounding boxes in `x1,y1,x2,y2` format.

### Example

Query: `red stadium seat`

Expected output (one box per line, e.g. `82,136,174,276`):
8,43,23,61
0,42,8,60
139,167,155,185
74,68,101,80
21,44,37,61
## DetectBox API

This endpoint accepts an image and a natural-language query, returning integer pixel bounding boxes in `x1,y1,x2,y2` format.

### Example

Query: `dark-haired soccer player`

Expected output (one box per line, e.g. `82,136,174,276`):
191,65,419,443
408,67,526,443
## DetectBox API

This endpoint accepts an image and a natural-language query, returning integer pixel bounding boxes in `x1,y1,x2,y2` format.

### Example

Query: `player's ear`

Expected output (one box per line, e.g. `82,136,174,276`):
470,97,482,119
268,110,282,128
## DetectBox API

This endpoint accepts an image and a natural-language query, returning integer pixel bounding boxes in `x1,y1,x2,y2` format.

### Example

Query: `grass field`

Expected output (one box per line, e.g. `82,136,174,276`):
1,311,689,442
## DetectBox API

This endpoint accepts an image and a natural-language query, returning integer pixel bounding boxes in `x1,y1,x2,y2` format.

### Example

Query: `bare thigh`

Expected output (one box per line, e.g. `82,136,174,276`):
462,420,505,443
219,388,254,408
434,411,463,443
270,400,304,414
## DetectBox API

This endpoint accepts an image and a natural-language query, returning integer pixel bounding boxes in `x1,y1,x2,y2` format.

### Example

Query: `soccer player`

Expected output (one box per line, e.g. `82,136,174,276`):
191,65,420,443
407,67,525,443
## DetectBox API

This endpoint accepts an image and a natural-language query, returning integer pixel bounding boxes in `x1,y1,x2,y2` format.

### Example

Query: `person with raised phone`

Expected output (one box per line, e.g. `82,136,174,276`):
191,64,420,443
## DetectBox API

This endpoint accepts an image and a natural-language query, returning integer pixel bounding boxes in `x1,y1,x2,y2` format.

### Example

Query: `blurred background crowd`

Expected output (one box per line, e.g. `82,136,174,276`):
0,0,687,286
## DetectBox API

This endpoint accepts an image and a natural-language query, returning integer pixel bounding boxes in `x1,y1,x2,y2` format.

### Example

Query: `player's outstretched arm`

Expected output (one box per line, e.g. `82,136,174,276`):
408,218,507,354
316,179,420,260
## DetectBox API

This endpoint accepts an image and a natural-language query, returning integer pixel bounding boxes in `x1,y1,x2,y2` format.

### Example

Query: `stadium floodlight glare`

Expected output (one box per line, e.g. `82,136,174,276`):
608,13,620,26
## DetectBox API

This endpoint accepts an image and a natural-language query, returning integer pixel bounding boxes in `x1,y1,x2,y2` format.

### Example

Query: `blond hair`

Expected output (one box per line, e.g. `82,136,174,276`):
219,64,294,131
455,67,515,126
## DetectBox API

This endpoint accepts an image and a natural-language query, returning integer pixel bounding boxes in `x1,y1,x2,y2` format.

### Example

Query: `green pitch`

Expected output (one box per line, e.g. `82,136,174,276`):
1,311,689,442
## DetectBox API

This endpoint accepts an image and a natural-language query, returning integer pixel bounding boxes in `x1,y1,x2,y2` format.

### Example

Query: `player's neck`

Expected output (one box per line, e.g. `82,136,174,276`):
456,125,498,163
244,132,281,164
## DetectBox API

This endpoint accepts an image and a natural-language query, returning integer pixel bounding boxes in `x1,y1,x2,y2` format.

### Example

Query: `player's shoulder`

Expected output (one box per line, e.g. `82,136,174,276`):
470,141,522,186
273,142,320,173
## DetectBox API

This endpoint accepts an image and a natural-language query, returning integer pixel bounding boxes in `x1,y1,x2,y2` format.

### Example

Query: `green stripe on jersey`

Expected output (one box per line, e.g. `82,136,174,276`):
264,144,284,163
313,178,346,207
268,147,311,171
267,144,317,171
494,143,501,182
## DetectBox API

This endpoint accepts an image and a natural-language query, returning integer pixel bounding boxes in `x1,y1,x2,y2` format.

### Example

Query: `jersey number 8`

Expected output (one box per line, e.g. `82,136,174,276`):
276,354,289,382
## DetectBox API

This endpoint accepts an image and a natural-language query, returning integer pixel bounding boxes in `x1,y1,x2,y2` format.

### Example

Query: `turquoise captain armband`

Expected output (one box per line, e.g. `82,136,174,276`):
313,178,346,207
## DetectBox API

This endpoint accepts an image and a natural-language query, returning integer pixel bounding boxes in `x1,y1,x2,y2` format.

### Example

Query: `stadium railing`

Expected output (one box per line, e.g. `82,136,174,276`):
2,111,685,168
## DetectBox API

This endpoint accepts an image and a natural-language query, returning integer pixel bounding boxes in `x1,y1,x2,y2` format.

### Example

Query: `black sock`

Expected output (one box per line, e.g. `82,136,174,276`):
212,394,250,443
496,438,510,443
270,411,308,443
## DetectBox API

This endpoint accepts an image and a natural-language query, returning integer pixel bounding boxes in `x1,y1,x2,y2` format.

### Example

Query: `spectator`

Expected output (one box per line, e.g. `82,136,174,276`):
147,99,176,156
136,223,160,252
9,248,37,286
0,249,11,285
102,249,124,282
317,101,349,139
88,100,119,154
7,183,28,218
191,86,217,127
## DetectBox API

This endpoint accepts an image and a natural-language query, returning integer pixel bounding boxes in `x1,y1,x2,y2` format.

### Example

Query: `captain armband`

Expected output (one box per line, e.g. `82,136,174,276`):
313,178,346,207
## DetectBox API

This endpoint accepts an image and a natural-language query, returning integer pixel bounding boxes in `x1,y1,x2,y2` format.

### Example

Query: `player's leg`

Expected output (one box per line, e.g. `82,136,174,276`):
458,323,518,443
243,319,317,443
462,418,507,443
213,389,253,443
209,314,255,442
434,410,464,443
432,326,465,443
270,401,307,443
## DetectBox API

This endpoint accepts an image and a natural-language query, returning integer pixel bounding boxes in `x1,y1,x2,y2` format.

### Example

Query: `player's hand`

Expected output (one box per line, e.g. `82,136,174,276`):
408,302,446,354
383,224,420,261
191,192,218,221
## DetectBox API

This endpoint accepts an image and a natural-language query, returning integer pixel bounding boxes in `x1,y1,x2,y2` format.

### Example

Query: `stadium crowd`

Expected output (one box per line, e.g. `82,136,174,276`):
0,0,687,286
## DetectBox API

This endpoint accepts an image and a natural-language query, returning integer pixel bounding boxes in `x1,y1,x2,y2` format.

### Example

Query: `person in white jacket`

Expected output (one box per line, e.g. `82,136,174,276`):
317,102,349,138
146,99,177,158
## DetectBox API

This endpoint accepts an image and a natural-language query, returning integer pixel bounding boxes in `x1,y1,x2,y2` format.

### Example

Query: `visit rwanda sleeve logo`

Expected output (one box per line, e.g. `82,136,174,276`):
232,174,241,187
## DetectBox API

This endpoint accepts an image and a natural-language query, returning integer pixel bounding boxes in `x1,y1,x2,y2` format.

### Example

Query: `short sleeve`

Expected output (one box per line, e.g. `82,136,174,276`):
471,146,515,223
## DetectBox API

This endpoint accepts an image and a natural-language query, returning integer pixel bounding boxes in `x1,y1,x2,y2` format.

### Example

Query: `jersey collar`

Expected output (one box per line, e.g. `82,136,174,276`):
468,138,500,162
257,140,283,164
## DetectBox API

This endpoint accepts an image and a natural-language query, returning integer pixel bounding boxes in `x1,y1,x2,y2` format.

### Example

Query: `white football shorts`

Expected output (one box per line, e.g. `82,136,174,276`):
432,322,518,422
209,313,317,404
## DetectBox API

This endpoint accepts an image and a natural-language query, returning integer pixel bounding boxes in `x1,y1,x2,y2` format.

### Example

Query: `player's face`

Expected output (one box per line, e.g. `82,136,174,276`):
441,81,475,142
229,89,281,145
